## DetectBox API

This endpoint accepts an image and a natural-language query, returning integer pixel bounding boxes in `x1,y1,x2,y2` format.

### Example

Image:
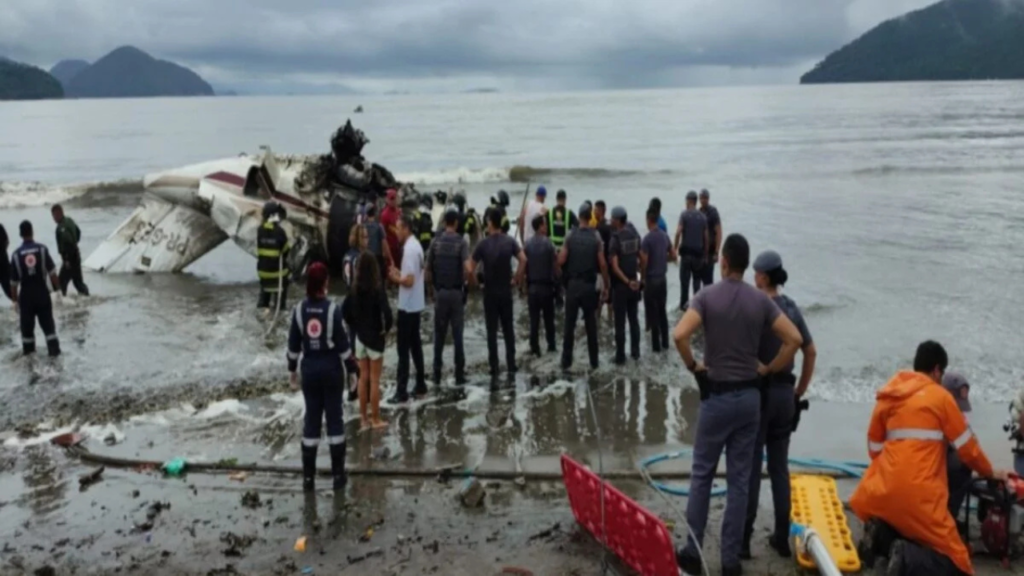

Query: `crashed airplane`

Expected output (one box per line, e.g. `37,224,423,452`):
84,121,425,276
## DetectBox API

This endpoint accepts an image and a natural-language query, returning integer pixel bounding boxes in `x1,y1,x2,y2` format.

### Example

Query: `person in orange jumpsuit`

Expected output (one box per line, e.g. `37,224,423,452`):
851,341,1010,576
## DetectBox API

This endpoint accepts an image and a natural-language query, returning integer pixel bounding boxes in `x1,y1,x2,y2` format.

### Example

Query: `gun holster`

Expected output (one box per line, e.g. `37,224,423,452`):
792,398,810,432
695,371,710,402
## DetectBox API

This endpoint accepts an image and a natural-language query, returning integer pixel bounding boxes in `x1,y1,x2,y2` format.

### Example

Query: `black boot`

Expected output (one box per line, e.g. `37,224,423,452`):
301,444,317,492
768,533,791,558
740,527,753,560
329,442,347,491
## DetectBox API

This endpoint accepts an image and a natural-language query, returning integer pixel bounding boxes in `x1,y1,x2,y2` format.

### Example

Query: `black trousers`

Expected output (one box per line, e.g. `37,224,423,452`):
59,251,89,296
0,251,11,300
865,521,966,576
678,254,703,309
20,293,60,357
613,284,640,362
644,276,669,352
947,449,972,520
484,292,516,375
301,369,344,445
562,282,599,370
528,285,556,354
257,283,289,311
701,259,715,287
433,288,465,381
397,310,426,396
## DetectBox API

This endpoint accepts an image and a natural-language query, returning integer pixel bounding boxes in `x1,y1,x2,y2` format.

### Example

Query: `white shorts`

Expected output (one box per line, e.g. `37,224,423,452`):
354,338,383,361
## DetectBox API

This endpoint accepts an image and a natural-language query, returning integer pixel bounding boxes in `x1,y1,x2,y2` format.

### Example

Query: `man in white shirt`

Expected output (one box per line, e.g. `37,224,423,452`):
520,186,549,244
388,215,426,402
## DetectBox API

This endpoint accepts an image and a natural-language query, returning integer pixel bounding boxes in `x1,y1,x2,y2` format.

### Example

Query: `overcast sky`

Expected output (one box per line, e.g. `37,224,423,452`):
0,0,938,94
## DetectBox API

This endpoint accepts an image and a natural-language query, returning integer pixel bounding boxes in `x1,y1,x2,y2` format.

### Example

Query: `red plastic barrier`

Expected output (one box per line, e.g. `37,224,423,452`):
561,454,678,576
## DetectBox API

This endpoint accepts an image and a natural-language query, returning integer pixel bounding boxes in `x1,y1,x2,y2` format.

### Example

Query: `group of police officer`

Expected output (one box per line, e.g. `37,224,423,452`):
2,205,91,360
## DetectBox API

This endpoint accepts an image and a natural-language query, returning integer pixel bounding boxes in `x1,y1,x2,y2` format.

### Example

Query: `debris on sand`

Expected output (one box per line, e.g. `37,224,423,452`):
500,568,535,576
424,540,439,554
514,476,527,489
527,523,561,543
78,467,104,488
206,565,239,576
294,536,307,553
241,491,262,509
146,501,171,521
33,567,56,576
228,471,248,482
458,478,486,508
371,446,391,461
103,433,119,446
347,548,383,564
220,532,257,558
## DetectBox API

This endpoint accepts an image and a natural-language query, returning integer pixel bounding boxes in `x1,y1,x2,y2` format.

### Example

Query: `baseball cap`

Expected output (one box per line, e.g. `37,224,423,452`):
942,372,971,413
699,189,710,198
753,250,783,273
611,206,627,221
686,191,698,201
536,186,547,197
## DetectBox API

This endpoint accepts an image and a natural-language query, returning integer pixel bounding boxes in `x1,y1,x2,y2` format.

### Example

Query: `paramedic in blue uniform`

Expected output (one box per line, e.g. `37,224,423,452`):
10,221,61,357
288,262,359,492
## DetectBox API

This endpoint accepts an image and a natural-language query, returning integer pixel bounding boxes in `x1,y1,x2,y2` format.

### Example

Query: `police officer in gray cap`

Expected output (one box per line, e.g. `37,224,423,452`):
425,208,470,385
608,206,642,364
674,190,708,311
673,234,804,576
743,249,817,560
558,202,609,370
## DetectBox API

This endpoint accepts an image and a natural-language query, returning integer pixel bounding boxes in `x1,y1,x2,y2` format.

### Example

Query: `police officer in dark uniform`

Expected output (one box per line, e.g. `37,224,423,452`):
699,189,723,287
523,214,559,356
451,192,479,240
10,221,61,357
416,195,435,252
0,223,11,302
672,234,804,576
674,191,708,310
484,190,511,235
557,203,608,371
426,209,470,385
288,262,358,492
608,206,642,365
257,201,291,312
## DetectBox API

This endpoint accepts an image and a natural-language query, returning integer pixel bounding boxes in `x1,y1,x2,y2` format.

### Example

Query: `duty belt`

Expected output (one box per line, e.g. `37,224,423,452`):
769,372,797,386
435,284,463,291
696,374,759,400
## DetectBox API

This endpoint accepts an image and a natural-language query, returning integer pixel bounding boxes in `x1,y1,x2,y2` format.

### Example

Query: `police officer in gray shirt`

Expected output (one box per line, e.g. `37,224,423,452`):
743,250,817,561
523,214,559,356
608,206,642,365
673,234,803,576
557,203,609,370
426,209,471,386
674,191,708,311
641,209,673,353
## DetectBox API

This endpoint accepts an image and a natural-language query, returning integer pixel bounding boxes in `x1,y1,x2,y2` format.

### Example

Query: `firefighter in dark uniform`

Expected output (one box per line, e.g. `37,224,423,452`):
426,209,470,385
52,204,89,296
557,203,608,370
257,201,291,312
608,206,642,365
549,190,579,307
485,190,511,235
10,221,61,357
451,192,479,239
416,195,435,252
288,262,358,492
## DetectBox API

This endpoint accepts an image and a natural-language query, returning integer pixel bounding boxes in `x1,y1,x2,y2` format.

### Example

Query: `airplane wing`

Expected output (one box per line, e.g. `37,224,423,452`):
83,191,228,273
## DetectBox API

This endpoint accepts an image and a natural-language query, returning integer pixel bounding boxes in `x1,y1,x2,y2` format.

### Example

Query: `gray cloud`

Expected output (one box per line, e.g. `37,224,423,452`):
0,0,938,92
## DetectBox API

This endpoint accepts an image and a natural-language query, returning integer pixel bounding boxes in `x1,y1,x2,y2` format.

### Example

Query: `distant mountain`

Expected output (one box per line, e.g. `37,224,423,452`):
801,0,1024,84
50,59,91,89
0,58,64,100
66,46,214,98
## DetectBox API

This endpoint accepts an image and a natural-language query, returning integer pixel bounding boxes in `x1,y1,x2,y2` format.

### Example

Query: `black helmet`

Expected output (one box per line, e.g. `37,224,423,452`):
434,190,448,205
497,190,510,207
453,192,467,210
262,201,281,220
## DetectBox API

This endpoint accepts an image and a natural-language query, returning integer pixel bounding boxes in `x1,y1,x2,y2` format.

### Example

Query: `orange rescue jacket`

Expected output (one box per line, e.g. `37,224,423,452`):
850,370,993,575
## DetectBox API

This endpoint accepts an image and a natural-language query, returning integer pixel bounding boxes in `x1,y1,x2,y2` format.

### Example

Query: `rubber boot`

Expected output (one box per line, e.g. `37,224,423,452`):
740,524,753,560
301,444,317,492
330,442,347,491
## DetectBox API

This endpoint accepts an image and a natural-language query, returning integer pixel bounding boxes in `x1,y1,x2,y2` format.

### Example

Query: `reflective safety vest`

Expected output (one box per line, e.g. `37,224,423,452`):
430,231,466,290
415,211,434,250
850,370,993,575
257,221,290,290
548,207,571,248
563,228,600,284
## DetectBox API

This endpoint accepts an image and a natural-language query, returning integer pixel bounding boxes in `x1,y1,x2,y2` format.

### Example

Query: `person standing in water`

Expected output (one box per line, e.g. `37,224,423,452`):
523,214,559,356
343,253,393,431
520,186,548,244
743,250,817,560
0,223,11,302
51,204,89,297
699,189,722,287
10,221,62,358
287,262,358,491
558,203,608,371
608,206,642,365
426,209,470,385
641,209,672,353
674,191,708,310
388,216,428,403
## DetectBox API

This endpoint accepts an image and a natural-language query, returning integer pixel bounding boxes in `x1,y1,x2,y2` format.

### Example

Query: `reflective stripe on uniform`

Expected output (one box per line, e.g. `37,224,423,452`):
328,435,345,446
339,349,352,361
885,428,944,441
257,248,282,257
287,351,299,360
952,429,973,449
868,440,884,452
294,305,304,336
258,270,288,280
22,337,35,344
302,438,320,447
326,302,336,349
45,334,58,342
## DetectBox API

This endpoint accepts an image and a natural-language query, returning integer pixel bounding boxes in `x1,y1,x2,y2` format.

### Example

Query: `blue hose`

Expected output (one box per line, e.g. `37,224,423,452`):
638,450,868,497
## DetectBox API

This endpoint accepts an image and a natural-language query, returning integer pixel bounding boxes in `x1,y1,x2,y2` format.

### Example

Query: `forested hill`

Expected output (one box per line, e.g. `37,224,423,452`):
801,0,1024,84
0,58,64,100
